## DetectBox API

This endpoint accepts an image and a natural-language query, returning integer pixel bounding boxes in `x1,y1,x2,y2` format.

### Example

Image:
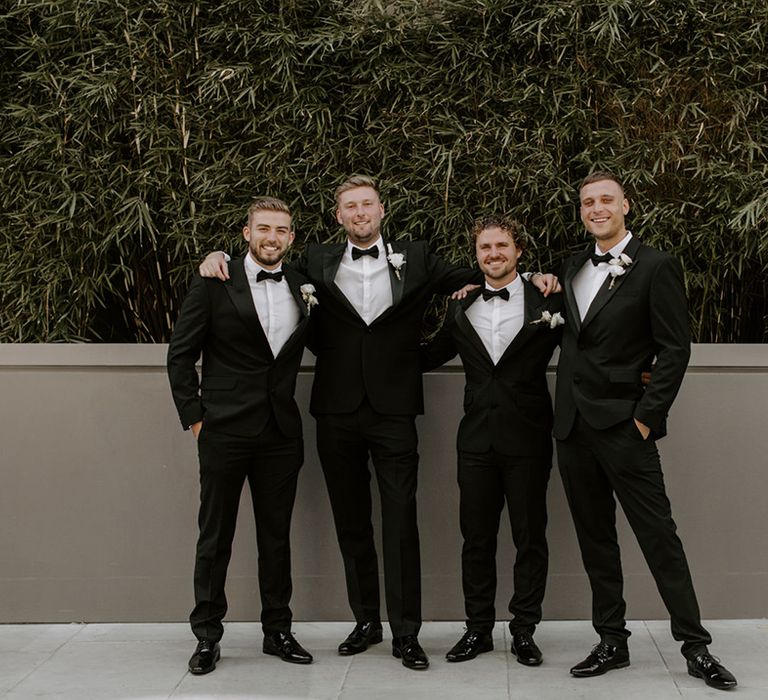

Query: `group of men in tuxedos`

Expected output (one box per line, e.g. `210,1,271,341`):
167,172,736,690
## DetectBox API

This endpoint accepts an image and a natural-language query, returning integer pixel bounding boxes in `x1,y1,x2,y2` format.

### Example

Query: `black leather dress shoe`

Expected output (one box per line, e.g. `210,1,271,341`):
338,622,384,655
392,635,429,670
510,631,543,666
570,642,630,677
445,630,493,662
687,653,737,690
188,640,220,675
263,631,313,664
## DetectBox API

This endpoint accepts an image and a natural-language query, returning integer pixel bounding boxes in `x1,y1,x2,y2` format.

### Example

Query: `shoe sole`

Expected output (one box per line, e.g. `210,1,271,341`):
338,631,384,656
512,653,543,667
263,648,313,664
510,644,543,666
189,648,220,675
446,643,494,662
392,647,429,670
571,660,630,677
688,668,737,690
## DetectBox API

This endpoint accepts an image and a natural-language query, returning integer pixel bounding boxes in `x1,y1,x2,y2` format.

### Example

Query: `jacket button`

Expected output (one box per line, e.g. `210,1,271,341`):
578,343,585,350
574,375,581,384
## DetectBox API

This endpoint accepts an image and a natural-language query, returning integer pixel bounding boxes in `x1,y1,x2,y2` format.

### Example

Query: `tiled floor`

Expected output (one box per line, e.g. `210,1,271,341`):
1,620,764,699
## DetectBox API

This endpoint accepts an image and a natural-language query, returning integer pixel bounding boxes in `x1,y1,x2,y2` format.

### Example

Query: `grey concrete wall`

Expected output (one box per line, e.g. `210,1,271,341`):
0,344,766,624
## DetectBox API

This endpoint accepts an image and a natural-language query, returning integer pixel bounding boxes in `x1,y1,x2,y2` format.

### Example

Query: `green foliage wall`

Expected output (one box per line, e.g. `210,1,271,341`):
2,0,766,342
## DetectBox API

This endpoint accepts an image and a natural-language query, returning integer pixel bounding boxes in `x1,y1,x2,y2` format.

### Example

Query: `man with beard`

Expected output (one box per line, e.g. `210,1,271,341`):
422,216,563,667
168,197,315,675
199,176,557,669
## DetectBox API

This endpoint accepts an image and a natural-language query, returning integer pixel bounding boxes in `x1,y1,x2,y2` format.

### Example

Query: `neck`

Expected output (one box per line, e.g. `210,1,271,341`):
594,229,628,253
348,233,381,249
485,270,518,289
249,252,282,271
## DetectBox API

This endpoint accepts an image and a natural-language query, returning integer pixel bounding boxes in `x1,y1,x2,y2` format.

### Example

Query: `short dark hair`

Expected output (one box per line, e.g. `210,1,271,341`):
334,174,380,204
470,214,527,252
247,196,292,226
580,170,624,193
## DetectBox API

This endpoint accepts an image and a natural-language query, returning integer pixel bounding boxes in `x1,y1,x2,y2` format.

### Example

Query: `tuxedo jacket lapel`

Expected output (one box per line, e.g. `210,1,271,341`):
581,236,643,330
564,249,590,335
497,279,545,364
455,290,495,367
283,265,310,320
322,243,364,321
275,266,311,360
224,257,273,357
386,239,406,307
369,239,405,326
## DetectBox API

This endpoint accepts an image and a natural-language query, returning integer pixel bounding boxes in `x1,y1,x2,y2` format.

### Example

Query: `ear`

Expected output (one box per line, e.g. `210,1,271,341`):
243,225,251,242
335,208,343,225
287,230,295,246
622,198,630,215
379,202,385,218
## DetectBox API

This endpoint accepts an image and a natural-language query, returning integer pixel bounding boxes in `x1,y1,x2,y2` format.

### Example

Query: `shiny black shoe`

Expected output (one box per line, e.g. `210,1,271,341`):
510,631,543,666
188,640,220,675
392,635,429,670
687,653,737,690
570,642,630,677
445,630,493,662
338,622,384,655
263,631,313,664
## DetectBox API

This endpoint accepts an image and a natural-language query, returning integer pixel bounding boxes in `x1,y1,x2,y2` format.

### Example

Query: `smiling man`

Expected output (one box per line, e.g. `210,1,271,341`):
422,216,563,666
167,197,315,675
554,172,737,690
198,175,558,670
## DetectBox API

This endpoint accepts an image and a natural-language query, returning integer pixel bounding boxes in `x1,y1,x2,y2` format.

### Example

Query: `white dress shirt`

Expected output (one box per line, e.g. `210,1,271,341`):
572,232,633,320
333,237,393,325
465,274,525,364
244,254,301,357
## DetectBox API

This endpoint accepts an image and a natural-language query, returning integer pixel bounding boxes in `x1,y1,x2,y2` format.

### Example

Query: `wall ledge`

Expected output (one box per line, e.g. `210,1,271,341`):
0,343,766,369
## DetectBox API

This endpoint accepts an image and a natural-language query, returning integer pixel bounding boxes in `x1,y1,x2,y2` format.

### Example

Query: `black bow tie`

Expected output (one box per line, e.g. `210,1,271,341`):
351,245,379,260
482,288,510,302
590,251,613,266
256,269,284,282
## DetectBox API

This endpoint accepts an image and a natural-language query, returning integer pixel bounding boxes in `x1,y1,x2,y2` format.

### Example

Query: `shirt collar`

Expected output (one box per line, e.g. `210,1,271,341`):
244,253,283,281
483,273,523,295
346,237,385,256
594,231,633,259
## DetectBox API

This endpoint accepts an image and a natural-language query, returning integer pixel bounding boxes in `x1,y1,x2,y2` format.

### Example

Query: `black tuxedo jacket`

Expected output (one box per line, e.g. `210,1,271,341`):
296,239,478,416
167,257,312,439
421,280,563,456
553,236,691,441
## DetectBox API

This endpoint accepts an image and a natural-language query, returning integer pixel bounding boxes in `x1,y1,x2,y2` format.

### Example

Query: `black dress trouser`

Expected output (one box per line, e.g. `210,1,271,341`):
557,414,711,658
457,450,551,634
190,419,302,642
315,400,421,638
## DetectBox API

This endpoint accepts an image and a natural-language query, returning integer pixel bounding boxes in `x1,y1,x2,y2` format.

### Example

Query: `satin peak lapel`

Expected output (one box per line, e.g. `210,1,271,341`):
564,249,590,335
455,290,494,367
322,244,363,320
224,257,272,356
284,266,311,319
581,236,643,330
498,280,543,363
385,239,406,307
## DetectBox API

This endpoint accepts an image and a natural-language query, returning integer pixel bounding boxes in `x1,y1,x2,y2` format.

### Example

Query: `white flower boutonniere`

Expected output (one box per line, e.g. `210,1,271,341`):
300,283,319,314
607,253,633,290
530,310,565,329
386,243,406,280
